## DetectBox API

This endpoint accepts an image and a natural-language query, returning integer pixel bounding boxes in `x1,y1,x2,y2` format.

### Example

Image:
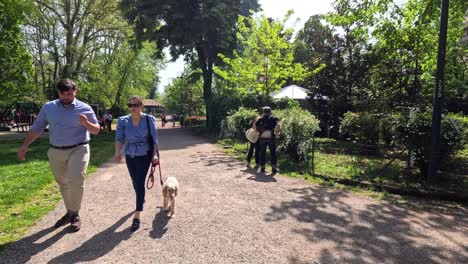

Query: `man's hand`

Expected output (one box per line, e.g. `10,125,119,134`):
274,123,281,137
79,114,89,126
17,145,28,160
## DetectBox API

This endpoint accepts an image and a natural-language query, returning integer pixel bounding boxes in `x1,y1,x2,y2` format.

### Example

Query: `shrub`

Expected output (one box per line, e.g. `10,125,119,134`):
239,93,271,111
223,107,257,139
378,113,399,146
449,113,468,142
223,106,320,161
395,109,465,176
274,97,300,110
275,107,320,160
239,94,300,111
339,112,380,145
208,93,241,130
339,111,399,146
183,116,206,127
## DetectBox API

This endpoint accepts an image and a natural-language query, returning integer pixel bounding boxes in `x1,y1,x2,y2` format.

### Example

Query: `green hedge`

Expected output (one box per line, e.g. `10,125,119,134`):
339,111,399,145
223,107,320,161
275,108,320,160
340,112,380,144
223,107,257,139
395,109,465,176
449,113,468,142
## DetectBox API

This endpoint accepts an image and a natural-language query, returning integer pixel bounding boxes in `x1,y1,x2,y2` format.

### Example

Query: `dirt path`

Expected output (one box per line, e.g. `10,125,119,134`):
1,127,467,264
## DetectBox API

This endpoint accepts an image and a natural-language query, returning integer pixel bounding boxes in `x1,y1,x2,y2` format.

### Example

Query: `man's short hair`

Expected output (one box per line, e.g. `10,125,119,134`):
57,79,76,93
263,106,272,114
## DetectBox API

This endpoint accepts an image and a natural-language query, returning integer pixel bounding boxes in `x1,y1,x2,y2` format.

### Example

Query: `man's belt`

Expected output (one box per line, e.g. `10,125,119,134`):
49,141,89,150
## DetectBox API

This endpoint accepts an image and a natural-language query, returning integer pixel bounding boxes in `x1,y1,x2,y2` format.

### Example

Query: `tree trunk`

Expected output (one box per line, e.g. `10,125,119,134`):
196,44,214,129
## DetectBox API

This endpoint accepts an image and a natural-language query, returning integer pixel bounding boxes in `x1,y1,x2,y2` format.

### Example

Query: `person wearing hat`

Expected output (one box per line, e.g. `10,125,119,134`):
255,106,280,173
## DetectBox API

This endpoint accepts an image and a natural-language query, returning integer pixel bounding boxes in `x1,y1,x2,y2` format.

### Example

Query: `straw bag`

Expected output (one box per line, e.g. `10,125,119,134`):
245,128,259,143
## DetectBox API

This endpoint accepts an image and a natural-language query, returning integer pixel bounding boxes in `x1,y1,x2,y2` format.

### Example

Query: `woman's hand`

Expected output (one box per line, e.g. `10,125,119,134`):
114,153,122,163
151,155,159,166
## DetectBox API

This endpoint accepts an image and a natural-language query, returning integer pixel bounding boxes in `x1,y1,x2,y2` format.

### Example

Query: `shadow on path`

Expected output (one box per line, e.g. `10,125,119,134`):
149,207,171,239
188,149,277,182
0,226,69,264
48,212,133,264
243,165,277,183
266,186,468,264
188,150,243,169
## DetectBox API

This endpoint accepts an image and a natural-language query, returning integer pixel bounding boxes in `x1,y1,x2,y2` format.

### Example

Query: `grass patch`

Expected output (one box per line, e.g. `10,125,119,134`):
0,132,115,247
217,137,468,201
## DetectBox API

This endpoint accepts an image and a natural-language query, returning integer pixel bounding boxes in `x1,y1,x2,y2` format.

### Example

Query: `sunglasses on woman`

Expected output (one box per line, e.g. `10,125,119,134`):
127,103,141,108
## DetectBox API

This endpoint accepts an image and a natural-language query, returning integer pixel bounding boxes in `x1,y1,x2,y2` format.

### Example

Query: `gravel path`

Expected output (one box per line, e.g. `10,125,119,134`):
1,127,467,264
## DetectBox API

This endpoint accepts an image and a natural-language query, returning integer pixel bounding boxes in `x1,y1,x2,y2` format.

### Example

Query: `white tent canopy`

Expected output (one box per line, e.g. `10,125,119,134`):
271,85,308,99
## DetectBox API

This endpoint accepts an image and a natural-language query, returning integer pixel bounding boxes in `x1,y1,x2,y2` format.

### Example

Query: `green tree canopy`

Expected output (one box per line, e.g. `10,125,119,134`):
0,0,34,117
216,13,310,98
121,0,260,128
162,67,205,116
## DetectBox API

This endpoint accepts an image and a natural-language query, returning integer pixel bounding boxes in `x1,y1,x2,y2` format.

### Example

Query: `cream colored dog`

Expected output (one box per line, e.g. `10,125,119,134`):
162,177,179,217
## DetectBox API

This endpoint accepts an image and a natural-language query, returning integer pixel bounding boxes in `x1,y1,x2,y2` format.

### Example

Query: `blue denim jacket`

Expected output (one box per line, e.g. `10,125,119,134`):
115,114,158,157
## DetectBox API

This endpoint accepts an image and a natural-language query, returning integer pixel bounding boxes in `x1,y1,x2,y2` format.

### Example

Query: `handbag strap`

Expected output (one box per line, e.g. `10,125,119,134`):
146,114,150,141
145,114,163,189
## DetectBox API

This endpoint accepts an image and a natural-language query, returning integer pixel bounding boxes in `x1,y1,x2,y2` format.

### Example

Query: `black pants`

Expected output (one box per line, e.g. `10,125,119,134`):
246,141,259,164
106,120,112,132
259,139,277,168
125,154,151,211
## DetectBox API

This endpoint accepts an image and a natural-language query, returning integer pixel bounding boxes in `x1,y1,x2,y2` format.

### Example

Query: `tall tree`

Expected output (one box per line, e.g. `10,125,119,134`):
216,13,309,98
326,0,467,110
81,41,161,113
29,0,131,79
20,0,162,112
0,0,34,118
121,0,260,129
162,67,205,116
294,14,373,130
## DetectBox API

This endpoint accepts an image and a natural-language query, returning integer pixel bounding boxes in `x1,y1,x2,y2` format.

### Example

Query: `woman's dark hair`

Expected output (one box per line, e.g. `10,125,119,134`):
57,79,76,92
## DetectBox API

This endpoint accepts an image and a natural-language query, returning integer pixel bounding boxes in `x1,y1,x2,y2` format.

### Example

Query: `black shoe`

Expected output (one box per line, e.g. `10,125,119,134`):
54,213,71,228
272,168,278,173
131,218,140,232
70,215,81,232
260,168,265,173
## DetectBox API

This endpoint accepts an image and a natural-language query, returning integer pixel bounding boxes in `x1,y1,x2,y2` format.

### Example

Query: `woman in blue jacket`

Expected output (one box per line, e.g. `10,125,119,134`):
114,96,159,231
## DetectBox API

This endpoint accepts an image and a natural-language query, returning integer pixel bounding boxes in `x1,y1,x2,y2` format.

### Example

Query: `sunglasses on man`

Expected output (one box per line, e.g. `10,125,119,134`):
127,103,141,108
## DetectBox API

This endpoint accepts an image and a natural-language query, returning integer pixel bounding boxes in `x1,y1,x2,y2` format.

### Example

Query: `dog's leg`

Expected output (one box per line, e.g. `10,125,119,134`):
163,187,169,211
163,196,169,211
170,197,176,217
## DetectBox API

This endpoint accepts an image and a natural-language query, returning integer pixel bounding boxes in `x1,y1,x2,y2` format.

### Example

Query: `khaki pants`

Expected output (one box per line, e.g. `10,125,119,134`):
47,144,90,212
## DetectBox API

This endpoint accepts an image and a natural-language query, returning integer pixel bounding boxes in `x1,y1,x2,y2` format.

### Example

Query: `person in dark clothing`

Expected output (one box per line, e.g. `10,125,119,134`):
105,111,113,132
179,114,184,127
246,116,260,166
161,114,167,127
256,106,280,173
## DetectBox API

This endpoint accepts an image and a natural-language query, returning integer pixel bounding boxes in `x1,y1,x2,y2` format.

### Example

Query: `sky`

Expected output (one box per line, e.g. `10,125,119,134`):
157,0,336,93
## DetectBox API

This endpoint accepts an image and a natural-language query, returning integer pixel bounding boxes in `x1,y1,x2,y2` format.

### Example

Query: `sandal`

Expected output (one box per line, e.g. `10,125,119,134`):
130,218,140,232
